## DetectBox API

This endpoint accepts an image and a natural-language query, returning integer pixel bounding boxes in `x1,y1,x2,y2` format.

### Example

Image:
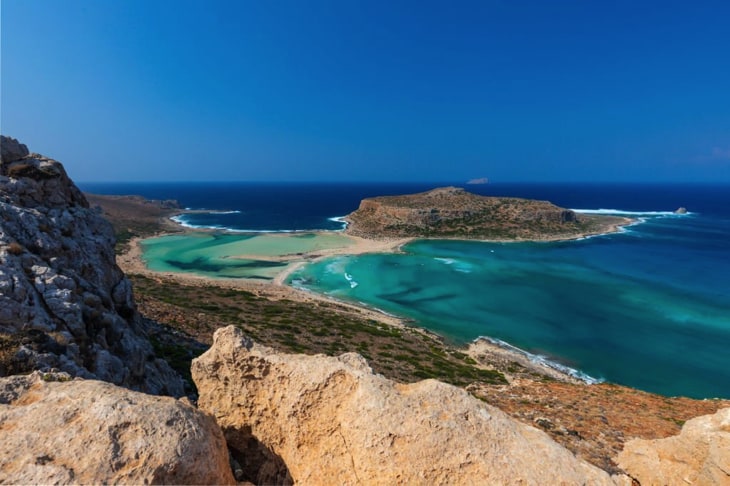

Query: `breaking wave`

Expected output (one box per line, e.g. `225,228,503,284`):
572,208,694,217
475,336,602,384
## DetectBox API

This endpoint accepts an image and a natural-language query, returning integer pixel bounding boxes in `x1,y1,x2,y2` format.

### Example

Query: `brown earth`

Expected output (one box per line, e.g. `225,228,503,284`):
469,379,729,475
85,193,183,252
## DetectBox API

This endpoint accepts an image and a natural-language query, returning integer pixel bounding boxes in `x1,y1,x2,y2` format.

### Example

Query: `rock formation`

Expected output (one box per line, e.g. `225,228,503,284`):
0,135,182,395
0,371,234,484
193,326,624,485
344,186,602,240
616,407,730,485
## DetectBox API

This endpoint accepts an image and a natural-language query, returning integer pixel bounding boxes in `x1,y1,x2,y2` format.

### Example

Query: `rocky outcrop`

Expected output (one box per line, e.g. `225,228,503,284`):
0,135,182,395
616,407,730,485
0,136,30,164
344,186,590,240
0,371,234,485
193,326,623,485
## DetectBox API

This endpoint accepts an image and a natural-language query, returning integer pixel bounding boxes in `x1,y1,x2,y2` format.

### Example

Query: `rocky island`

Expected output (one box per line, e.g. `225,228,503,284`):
2,136,729,485
345,186,630,240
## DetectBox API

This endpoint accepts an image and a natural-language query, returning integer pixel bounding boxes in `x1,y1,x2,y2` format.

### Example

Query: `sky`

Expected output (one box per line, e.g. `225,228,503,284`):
2,0,730,183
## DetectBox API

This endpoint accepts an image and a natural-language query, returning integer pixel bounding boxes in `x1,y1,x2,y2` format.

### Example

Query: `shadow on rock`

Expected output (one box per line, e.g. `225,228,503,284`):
226,426,293,485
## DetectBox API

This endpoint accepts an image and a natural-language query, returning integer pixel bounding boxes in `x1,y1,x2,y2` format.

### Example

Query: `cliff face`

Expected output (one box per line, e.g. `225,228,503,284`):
0,136,182,395
192,326,623,485
345,186,582,240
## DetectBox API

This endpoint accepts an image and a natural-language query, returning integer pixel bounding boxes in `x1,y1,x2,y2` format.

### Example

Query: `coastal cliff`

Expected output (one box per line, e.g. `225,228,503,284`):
2,136,727,485
345,186,626,240
0,136,182,395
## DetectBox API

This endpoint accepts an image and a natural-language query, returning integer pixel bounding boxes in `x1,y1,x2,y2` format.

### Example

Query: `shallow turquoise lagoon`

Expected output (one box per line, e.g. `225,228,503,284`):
290,217,730,399
141,232,352,280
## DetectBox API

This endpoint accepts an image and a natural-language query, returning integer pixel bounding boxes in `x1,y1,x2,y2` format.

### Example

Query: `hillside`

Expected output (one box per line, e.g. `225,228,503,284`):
345,186,629,240
4,135,724,484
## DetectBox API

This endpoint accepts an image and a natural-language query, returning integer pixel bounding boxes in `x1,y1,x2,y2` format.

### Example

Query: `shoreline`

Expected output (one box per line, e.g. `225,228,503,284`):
119,212,638,385
120,234,409,329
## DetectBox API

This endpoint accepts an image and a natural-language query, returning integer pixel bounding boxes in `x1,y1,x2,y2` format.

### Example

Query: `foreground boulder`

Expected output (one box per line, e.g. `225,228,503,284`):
0,371,234,484
616,407,730,485
0,135,182,395
193,326,621,485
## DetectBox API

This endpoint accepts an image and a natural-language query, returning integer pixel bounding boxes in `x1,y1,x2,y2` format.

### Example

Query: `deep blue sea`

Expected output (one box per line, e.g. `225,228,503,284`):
82,182,730,398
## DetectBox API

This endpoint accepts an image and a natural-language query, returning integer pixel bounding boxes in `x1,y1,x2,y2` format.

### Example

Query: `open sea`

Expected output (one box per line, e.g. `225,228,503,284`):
81,182,730,399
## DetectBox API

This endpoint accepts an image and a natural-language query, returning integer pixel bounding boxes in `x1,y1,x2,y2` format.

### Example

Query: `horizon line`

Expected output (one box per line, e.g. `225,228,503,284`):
76,180,730,185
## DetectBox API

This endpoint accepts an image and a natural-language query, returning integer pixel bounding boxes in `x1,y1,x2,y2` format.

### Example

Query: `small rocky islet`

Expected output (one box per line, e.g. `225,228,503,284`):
1,136,728,484
344,185,631,240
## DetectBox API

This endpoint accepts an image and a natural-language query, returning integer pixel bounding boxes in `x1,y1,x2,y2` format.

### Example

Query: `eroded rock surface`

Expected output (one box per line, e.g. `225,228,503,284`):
617,407,730,485
0,371,234,485
193,325,623,485
0,135,182,395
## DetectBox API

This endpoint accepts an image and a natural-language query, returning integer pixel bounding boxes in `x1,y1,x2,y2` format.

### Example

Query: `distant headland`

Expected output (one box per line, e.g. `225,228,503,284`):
344,186,632,241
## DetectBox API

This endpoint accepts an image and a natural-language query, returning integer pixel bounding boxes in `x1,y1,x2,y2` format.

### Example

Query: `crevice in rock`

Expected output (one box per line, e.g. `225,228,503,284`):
337,426,361,485
224,427,292,485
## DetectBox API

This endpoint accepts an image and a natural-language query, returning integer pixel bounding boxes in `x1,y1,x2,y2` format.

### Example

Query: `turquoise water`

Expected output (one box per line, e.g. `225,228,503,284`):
100,181,730,398
290,215,730,399
141,232,352,280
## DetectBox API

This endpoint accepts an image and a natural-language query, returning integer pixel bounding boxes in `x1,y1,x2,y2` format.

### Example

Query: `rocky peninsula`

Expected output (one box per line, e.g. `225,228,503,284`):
345,186,631,240
2,135,728,484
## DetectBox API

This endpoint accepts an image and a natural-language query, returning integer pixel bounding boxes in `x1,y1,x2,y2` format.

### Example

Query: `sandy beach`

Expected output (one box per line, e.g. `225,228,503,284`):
119,213,635,385
119,232,411,328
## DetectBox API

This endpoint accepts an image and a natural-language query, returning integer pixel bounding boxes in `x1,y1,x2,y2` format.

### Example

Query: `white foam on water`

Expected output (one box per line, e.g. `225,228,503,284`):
170,215,317,233
572,208,694,217
475,336,602,384
434,257,455,265
169,215,227,230
328,216,349,230
344,272,359,288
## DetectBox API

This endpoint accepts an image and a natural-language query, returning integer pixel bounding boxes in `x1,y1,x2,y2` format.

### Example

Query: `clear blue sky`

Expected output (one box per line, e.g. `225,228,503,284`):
2,0,729,182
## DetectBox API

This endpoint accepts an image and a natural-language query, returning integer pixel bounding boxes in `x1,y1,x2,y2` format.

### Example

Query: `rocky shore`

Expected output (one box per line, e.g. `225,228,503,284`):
2,135,728,485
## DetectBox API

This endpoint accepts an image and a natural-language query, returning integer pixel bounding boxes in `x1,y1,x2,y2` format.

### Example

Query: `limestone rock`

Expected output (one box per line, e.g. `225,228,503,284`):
193,325,622,485
0,135,29,163
0,371,234,485
0,135,183,396
616,407,730,485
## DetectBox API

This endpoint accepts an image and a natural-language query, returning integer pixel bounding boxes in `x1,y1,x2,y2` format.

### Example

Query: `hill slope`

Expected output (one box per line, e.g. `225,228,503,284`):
345,186,628,240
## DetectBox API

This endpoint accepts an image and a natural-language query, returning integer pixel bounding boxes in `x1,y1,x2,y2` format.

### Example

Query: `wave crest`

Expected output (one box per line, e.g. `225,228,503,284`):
475,336,602,384
572,208,694,217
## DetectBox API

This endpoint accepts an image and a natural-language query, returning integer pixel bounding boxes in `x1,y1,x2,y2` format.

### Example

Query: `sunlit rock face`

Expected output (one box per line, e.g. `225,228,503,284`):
0,371,234,485
192,325,622,485
0,135,182,396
